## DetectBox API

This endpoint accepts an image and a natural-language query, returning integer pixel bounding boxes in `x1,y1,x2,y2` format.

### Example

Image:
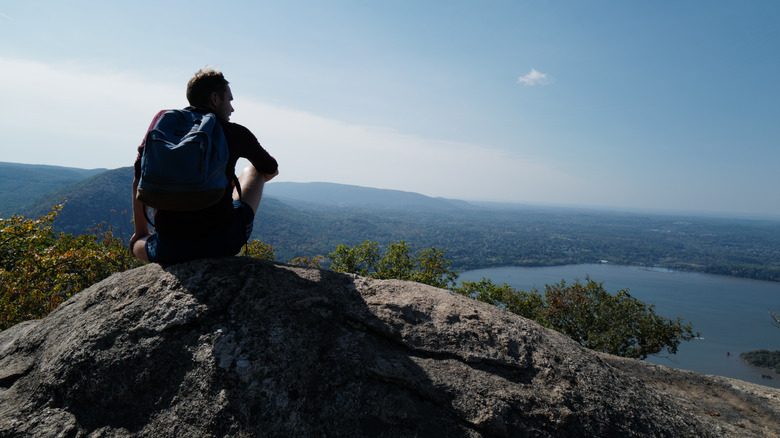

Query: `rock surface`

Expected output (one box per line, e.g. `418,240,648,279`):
1,258,779,437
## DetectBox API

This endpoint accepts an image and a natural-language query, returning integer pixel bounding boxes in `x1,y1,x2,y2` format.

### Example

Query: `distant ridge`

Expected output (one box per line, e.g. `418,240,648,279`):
0,161,107,176
265,181,473,210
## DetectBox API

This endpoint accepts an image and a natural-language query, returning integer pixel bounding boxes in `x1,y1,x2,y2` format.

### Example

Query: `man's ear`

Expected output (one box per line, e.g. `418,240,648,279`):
208,91,220,108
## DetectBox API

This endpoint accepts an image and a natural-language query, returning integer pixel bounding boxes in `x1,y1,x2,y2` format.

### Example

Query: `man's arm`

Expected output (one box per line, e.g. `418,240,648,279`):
128,110,167,261
225,123,278,176
129,177,151,260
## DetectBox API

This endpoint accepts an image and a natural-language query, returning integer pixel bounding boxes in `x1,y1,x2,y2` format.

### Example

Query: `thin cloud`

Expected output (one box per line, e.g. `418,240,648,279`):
517,68,550,86
236,99,580,202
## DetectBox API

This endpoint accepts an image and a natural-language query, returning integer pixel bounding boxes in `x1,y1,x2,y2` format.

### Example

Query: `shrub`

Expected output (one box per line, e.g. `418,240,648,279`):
456,276,698,360
240,239,276,260
0,205,143,331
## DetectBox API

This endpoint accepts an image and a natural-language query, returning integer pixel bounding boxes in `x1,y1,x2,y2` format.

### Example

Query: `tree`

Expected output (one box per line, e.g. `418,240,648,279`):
239,239,276,260
328,240,381,277
456,276,698,360
542,278,698,359
454,277,545,321
328,240,458,289
409,247,460,289
1,205,143,331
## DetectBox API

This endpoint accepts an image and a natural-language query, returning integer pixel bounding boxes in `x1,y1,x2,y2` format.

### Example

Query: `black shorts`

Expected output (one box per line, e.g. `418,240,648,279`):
145,201,254,264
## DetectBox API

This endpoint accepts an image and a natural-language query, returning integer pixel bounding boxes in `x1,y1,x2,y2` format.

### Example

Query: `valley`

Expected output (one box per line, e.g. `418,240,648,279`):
3,162,780,282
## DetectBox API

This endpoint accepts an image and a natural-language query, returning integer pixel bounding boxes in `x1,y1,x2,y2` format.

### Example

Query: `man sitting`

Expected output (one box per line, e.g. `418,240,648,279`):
130,68,279,264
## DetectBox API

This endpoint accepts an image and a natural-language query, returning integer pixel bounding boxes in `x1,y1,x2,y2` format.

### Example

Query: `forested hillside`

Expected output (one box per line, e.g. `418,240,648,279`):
0,162,106,215
6,164,780,281
21,167,135,237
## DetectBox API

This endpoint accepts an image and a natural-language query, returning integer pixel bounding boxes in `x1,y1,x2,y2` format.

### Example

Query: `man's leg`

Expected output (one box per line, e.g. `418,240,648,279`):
130,235,150,261
234,166,266,214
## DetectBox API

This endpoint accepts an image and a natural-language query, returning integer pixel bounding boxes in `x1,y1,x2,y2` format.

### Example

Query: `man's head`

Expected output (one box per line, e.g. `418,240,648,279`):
186,68,234,121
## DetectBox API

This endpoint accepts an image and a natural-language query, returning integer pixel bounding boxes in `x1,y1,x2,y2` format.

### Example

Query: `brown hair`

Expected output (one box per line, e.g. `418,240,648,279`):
186,68,230,107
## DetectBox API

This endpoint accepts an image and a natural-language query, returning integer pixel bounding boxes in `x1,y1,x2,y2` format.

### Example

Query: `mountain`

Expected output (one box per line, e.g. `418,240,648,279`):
2,257,777,436
265,181,472,211
20,167,135,237
0,162,106,215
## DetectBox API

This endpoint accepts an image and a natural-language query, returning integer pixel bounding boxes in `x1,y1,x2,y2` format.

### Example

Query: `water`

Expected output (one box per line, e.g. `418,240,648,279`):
459,264,780,388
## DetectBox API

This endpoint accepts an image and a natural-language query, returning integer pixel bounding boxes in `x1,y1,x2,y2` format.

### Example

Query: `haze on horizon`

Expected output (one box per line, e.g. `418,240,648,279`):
1,1,778,217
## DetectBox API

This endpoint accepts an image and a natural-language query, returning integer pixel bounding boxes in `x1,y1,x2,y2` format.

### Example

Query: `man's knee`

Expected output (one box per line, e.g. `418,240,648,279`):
131,238,149,261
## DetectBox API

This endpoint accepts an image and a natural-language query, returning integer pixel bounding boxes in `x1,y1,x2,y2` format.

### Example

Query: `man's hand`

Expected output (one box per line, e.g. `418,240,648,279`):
129,232,147,249
264,170,279,182
129,231,151,260
129,231,149,250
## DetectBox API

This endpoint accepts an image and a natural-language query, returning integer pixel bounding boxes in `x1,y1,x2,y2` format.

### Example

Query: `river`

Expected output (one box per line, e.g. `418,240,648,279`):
459,264,780,388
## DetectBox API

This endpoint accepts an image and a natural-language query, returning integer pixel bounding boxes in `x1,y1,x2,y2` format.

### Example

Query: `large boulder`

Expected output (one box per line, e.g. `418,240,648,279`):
1,258,778,437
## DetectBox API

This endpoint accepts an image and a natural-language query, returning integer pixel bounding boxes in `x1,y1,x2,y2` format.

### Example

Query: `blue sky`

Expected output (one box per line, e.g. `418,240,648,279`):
1,1,779,217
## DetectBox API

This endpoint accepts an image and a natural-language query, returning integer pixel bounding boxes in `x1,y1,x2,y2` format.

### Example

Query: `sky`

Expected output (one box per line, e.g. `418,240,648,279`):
1,1,779,217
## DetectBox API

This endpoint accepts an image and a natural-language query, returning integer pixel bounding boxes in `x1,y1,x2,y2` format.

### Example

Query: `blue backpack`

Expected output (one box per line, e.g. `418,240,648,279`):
137,109,230,211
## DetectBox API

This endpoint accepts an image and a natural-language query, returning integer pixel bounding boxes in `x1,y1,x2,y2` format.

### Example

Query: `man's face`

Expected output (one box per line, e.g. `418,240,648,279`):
212,86,234,121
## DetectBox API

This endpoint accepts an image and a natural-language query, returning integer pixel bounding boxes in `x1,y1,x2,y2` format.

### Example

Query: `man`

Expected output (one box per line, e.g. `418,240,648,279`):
130,68,278,263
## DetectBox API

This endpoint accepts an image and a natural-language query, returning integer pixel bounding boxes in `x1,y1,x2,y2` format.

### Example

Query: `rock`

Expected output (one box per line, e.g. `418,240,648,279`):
1,257,779,437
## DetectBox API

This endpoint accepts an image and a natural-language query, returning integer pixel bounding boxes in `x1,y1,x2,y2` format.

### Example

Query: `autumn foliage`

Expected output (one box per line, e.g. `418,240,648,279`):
0,205,143,331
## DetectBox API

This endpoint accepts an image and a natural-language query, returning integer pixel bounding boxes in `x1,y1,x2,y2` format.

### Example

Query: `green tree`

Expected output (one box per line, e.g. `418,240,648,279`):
409,247,460,289
456,276,697,360
374,241,416,281
542,278,698,359
1,205,143,331
328,240,458,289
455,277,545,321
328,240,381,276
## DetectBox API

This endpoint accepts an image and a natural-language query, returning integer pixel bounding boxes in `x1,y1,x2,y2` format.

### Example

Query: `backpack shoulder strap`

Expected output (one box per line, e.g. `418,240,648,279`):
233,174,242,202
142,205,155,228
